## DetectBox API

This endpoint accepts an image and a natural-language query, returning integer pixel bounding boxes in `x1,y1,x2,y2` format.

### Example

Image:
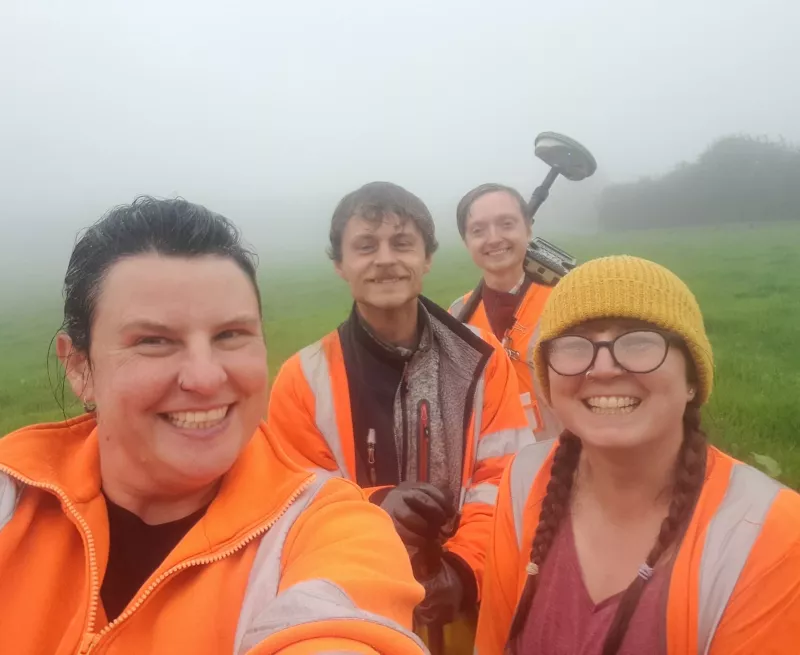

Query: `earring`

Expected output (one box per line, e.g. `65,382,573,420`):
83,400,97,413
688,388,696,398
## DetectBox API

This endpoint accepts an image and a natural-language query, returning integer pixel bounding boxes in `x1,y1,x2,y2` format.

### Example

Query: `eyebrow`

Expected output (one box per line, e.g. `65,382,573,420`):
121,315,262,333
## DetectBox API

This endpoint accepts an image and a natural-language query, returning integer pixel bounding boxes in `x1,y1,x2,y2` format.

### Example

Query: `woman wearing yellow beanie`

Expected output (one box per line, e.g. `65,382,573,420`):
474,255,800,655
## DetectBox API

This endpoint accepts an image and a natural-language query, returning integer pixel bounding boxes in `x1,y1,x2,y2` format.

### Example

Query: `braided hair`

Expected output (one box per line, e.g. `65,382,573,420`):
506,403,708,654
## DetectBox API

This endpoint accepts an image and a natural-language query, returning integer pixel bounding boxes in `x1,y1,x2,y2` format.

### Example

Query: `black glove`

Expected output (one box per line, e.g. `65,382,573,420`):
413,556,468,626
377,482,455,548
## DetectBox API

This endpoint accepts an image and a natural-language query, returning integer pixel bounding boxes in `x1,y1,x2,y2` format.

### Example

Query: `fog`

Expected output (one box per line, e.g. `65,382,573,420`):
1,0,799,298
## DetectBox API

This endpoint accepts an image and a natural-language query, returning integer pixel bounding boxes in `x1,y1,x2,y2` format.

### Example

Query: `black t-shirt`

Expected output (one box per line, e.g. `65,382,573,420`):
101,496,209,622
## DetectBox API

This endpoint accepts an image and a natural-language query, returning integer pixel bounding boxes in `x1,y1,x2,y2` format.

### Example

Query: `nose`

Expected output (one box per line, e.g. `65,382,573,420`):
374,240,397,265
486,224,503,244
587,344,623,379
178,342,228,395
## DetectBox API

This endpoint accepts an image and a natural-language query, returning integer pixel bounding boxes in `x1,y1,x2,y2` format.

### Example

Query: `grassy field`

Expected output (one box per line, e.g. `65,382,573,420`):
2,222,799,487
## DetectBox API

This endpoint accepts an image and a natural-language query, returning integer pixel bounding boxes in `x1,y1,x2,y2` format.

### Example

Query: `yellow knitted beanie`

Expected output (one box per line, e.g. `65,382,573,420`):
533,255,714,405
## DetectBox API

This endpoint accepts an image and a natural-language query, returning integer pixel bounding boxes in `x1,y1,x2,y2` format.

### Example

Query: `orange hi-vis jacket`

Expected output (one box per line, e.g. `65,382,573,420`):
0,415,428,655
475,440,800,655
449,280,562,442
267,299,533,596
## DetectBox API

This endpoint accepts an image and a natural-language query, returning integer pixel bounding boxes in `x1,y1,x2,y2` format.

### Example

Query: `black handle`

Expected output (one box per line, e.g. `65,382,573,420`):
527,167,561,221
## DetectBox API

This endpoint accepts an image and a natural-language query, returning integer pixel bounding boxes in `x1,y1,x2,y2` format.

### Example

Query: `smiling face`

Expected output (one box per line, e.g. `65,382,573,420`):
463,191,531,278
57,253,268,495
334,212,431,312
546,319,696,451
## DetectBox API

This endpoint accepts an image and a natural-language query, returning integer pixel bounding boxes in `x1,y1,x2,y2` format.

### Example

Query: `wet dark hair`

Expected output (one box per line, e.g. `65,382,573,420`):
327,181,439,262
62,196,260,354
507,403,708,654
455,183,530,239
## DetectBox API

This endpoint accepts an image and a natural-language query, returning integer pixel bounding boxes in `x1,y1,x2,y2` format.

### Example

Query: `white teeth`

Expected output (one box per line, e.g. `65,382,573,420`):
166,406,229,429
585,396,640,415
485,247,511,256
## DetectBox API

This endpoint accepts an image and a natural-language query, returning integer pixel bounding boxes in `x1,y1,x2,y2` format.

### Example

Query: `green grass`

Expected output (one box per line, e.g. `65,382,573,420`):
2,222,799,487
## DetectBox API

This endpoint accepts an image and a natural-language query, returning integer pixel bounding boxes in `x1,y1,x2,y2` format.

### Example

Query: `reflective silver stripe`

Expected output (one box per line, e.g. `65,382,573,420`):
0,473,20,532
476,428,535,462
234,469,339,652
464,482,499,507
448,295,466,317
236,578,427,654
698,463,784,654
525,321,563,442
509,442,554,548
298,341,349,477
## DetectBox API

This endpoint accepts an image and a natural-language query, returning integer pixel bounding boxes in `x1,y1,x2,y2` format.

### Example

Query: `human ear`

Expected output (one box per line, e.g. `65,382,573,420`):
333,259,347,281
56,332,95,405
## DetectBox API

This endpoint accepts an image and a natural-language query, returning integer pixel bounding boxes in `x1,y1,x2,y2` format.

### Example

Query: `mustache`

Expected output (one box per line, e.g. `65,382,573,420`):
368,271,409,281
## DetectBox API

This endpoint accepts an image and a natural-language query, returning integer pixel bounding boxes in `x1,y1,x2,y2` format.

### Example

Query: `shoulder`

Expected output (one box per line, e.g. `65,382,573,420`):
448,290,472,316
509,441,557,500
703,451,800,571
0,472,21,532
273,331,341,385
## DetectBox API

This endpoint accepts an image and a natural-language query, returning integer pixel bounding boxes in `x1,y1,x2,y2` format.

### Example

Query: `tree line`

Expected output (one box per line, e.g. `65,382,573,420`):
598,134,800,230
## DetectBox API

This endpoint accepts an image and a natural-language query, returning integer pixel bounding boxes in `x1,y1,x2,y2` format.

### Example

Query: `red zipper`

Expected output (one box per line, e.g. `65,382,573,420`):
417,399,430,483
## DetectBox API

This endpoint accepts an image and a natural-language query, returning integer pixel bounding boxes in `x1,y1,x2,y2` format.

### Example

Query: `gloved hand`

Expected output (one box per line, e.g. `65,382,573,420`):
378,481,455,548
413,556,465,626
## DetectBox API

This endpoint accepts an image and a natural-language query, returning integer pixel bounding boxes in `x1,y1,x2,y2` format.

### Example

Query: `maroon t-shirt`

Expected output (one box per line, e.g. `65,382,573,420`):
482,283,524,339
515,517,670,654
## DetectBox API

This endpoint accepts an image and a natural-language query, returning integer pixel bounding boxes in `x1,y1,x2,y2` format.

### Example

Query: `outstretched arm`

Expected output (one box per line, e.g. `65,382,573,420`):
243,478,428,654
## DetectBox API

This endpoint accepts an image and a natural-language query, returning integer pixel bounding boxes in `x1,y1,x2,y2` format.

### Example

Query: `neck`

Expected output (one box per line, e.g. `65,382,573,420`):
575,434,682,522
356,299,420,350
484,267,524,293
100,458,219,525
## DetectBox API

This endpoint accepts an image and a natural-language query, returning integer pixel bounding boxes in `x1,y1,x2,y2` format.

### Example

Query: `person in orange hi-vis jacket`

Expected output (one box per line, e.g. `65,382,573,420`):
448,184,562,443
475,255,800,655
267,181,532,653
0,197,428,655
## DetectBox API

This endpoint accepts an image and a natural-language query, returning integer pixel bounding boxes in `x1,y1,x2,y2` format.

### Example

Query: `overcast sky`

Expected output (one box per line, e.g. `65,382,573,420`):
1,0,799,286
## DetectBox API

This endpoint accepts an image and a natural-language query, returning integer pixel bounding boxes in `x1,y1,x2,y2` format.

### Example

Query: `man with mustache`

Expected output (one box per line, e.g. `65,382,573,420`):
449,184,563,442
268,181,531,652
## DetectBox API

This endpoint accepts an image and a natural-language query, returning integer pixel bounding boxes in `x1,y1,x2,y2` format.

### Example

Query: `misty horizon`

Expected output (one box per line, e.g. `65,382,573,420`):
2,0,799,297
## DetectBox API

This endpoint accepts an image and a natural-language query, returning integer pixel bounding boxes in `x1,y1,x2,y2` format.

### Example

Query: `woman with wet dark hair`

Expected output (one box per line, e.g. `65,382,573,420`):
475,255,800,655
0,196,427,654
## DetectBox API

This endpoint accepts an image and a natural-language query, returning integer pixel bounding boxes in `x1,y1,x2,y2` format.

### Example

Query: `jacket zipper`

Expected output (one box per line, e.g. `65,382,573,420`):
417,400,430,483
0,463,314,654
0,464,103,650
399,363,410,480
366,428,377,486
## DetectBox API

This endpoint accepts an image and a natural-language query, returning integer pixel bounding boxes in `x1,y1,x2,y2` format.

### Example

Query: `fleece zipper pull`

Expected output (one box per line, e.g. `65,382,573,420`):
366,428,377,486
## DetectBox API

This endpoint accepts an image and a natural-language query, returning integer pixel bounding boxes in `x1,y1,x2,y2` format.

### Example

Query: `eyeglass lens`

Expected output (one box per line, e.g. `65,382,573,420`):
547,330,669,376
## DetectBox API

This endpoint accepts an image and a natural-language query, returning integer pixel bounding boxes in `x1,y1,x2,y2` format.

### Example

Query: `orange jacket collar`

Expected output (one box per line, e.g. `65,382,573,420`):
0,415,315,557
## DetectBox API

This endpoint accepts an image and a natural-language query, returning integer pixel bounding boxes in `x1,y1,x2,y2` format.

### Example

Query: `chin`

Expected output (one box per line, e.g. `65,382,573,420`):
572,416,661,451
363,289,417,310
579,431,648,451
483,256,521,274
171,451,240,486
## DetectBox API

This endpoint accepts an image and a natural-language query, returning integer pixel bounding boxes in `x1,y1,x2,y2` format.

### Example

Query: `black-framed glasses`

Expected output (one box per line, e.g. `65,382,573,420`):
543,329,679,376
